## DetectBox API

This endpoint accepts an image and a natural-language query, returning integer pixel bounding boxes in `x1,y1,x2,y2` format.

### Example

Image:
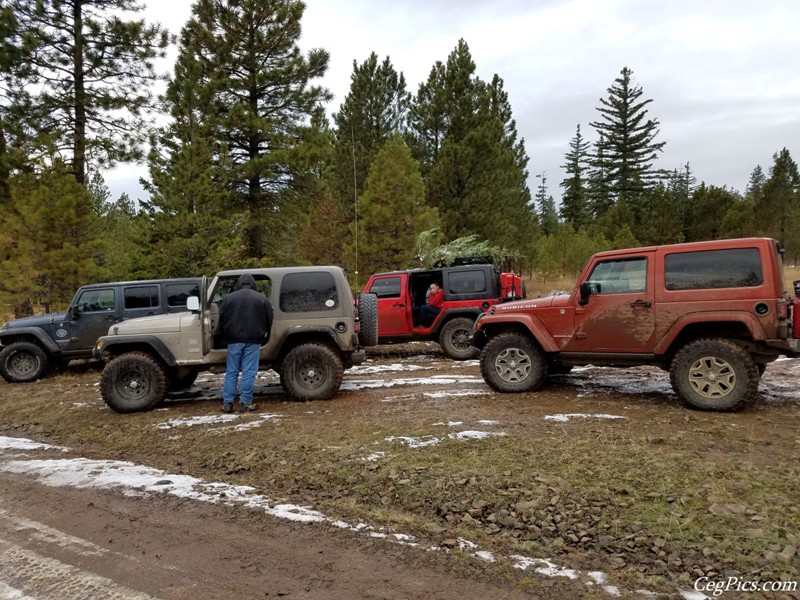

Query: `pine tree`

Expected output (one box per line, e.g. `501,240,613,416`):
141,18,240,276
183,0,331,262
329,52,409,213
9,0,169,183
686,183,738,241
345,134,439,277
535,173,558,236
756,148,799,242
412,40,536,251
590,67,666,207
559,124,591,229
0,163,107,314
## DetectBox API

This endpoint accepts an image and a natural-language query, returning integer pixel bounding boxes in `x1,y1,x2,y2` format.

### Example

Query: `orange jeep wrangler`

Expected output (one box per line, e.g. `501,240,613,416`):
472,238,800,411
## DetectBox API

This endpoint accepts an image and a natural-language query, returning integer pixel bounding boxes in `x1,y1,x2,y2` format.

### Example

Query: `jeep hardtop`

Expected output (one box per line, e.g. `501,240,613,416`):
363,261,524,360
93,266,378,413
473,238,800,411
0,277,200,383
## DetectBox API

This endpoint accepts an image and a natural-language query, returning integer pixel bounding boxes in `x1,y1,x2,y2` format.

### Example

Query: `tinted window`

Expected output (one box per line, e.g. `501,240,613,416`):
588,257,647,294
369,277,401,298
167,283,200,307
448,270,487,295
75,289,115,313
211,276,271,305
124,286,159,309
665,248,763,290
280,272,338,312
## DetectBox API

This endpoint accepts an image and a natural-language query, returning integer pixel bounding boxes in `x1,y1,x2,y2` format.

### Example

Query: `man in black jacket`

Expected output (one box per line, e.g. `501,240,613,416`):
219,274,273,413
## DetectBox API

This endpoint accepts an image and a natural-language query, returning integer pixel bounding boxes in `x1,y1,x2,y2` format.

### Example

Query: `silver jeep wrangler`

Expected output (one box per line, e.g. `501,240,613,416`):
93,267,378,413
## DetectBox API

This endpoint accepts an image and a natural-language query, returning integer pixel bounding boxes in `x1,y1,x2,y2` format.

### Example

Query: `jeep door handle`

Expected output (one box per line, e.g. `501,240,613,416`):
630,300,652,308
392,303,405,308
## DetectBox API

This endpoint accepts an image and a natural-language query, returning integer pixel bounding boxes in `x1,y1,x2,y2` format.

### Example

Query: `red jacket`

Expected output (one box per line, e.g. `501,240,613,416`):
428,288,444,309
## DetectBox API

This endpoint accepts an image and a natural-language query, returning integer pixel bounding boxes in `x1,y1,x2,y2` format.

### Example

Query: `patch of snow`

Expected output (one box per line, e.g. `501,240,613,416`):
545,413,627,423
510,555,578,579
477,419,499,425
384,435,441,449
680,592,711,600
432,421,464,427
422,389,490,399
341,375,485,391
0,437,65,452
348,363,434,374
452,430,506,441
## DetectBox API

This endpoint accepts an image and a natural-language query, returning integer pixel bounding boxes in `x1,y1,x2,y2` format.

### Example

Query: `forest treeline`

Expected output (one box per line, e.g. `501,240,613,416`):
1,1,798,316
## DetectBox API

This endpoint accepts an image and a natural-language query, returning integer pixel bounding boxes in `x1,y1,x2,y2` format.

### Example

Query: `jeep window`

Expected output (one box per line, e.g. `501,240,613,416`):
124,286,159,309
167,283,200,307
210,276,272,305
368,276,401,298
665,248,763,290
448,270,488,295
75,289,115,313
588,258,647,294
280,272,338,312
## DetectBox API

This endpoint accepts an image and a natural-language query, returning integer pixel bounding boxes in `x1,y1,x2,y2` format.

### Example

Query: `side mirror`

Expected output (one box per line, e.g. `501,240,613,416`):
578,282,590,306
71,305,80,318
187,296,200,312
579,282,601,306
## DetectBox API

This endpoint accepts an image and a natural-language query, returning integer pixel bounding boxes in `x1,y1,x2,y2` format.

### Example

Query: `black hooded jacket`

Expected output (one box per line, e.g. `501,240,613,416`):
219,274,274,344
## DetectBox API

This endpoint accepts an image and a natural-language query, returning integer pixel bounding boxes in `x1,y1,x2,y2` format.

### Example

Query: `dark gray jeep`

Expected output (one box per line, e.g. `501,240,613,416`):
0,278,200,383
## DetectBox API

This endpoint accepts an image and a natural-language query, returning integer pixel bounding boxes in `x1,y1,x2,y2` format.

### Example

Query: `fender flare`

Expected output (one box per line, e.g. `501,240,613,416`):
0,327,61,354
653,312,767,355
477,313,561,353
93,335,178,367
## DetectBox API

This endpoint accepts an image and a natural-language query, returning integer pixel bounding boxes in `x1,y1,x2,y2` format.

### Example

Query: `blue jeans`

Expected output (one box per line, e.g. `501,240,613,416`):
222,342,260,405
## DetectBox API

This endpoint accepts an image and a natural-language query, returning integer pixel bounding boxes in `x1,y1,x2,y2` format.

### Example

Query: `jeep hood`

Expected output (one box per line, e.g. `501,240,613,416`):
493,292,572,312
2,312,68,329
109,313,182,335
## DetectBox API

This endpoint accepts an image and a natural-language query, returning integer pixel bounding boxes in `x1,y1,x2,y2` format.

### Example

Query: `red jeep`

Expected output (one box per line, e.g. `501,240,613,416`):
473,238,800,411
364,261,524,360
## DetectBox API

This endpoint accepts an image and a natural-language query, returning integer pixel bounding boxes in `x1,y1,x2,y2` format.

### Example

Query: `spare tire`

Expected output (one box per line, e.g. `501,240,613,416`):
357,292,379,347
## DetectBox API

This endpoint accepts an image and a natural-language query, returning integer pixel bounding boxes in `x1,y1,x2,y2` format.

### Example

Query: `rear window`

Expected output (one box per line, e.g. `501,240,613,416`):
280,272,339,312
665,248,763,290
124,286,159,309
368,277,401,298
167,283,200,307
448,270,487,295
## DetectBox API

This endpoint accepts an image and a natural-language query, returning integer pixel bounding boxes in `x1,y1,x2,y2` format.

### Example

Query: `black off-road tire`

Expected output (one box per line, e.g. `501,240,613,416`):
439,317,479,360
280,344,344,401
357,293,379,347
669,338,758,411
101,352,169,413
0,341,49,383
480,333,548,393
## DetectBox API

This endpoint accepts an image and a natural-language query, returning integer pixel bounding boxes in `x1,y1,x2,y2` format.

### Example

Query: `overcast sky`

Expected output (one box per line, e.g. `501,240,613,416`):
106,0,800,205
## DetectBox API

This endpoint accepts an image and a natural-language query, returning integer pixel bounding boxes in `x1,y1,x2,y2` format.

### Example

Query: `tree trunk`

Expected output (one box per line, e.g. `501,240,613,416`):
72,0,86,184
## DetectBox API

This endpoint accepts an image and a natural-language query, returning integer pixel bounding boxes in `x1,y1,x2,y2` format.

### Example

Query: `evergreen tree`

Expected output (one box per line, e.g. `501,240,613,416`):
559,124,591,229
141,18,240,277
9,0,169,183
635,184,684,245
412,40,536,252
535,173,558,236
686,183,738,241
329,52,409,214
589,67,666,207
345,134,438,277
756,148,799,242
185,0,331,262
0,162,107,315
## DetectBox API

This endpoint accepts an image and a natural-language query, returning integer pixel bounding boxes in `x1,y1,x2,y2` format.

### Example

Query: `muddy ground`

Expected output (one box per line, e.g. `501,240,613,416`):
0,343,798,599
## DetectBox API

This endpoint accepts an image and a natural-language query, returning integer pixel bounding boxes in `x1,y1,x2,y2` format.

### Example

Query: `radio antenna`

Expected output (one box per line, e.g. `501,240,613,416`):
351,123,359,291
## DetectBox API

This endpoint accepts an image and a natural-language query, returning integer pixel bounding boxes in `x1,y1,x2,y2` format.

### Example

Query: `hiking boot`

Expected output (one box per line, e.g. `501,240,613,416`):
239,403,257,413
221,403,233,413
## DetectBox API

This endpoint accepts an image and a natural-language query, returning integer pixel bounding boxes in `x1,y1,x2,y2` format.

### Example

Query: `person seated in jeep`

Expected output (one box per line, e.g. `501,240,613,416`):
420,282,444,326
